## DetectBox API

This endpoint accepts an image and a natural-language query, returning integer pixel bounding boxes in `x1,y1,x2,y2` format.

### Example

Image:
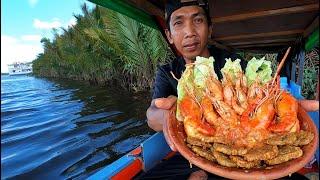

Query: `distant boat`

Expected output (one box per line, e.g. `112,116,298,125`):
8,62,33,76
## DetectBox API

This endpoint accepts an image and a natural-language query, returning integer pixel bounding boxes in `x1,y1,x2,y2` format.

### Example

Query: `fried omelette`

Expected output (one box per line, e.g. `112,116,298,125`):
244,145,278,161
186,137,212,148
191,145,216,162
265,132,297,145
230,155,261,169
292,130,314,146
213,143,248,155
212,150,237,168
265,145,303,165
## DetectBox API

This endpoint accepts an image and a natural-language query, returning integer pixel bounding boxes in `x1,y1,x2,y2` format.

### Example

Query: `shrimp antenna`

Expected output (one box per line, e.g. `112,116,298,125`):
271,47,291,85
170,71,179,81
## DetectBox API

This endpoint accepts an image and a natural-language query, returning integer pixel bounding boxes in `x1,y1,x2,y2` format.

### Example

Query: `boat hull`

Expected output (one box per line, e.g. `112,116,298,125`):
8,71,32,76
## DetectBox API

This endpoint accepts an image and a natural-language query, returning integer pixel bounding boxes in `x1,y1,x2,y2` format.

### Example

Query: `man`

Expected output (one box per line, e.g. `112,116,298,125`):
145,0,318,179
147,0,246,133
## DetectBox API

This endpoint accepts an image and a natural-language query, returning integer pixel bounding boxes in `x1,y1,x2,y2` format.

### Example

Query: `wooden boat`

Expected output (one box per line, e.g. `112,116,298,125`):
86,0,319,179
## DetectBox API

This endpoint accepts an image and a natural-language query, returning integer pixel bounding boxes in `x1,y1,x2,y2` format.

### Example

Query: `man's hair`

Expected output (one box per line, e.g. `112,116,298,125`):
165,0,211,30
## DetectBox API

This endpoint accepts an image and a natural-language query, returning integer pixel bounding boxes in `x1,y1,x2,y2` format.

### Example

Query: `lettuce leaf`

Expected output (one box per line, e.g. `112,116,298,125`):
193,56,217,89
221,58,243,84
245,57,272,86
177,65,194,100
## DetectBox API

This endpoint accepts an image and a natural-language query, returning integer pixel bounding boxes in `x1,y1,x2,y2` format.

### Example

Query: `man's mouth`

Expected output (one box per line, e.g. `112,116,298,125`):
184,42,199,51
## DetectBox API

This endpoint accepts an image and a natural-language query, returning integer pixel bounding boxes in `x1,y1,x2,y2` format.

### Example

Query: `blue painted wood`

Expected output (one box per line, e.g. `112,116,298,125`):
87,154,136,180
141,132,172,171
289,80,304,99
87,132,172,179
280,77,289,91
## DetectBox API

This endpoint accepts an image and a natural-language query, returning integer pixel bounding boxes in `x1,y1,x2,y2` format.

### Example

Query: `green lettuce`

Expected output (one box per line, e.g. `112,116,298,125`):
245,57,272,86
221,58,243,84
193,56,217,89
177,65,194,101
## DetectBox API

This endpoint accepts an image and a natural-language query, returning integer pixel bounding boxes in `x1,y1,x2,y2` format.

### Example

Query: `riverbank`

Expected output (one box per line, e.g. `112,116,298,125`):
32,4,173,92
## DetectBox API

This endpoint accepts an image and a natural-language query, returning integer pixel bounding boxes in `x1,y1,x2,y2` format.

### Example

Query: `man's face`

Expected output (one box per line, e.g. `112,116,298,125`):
166,6,211,61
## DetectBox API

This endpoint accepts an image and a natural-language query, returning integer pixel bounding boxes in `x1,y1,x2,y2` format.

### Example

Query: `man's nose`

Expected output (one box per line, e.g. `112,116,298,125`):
184,21,196,38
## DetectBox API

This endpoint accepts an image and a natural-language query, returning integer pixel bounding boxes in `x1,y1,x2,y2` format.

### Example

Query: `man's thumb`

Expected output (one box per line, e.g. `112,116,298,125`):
154,95,177,110
299,100,319,112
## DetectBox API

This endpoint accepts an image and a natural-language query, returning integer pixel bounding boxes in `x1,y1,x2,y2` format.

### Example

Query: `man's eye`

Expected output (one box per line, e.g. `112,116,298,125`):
194,18,204,24
174,21,182,26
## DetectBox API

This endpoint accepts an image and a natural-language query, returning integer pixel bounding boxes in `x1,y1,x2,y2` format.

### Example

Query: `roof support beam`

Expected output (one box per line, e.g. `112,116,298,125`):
212,4,319,24
214,29,304,41
226,38,297,46
303,16,319,37
208,39,233,52
234,43,289,48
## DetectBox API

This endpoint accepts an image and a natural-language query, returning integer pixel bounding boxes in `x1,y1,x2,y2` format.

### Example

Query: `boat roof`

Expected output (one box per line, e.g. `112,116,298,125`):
90,0,319,53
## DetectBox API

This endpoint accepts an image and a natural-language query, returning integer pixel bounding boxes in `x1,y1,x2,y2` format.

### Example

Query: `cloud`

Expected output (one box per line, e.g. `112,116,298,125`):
1,35,43,73
67,17,77,28
28,0,39,7
1,35,18,44
33,19,62,30
21,35,42,42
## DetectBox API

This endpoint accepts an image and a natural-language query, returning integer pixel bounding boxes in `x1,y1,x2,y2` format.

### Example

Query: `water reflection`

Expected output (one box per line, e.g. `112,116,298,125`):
1,75,153,179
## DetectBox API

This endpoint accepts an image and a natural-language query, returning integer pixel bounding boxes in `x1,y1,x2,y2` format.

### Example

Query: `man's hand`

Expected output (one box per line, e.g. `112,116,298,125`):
298,100,319,112
154,95,177,110
146,95,177,151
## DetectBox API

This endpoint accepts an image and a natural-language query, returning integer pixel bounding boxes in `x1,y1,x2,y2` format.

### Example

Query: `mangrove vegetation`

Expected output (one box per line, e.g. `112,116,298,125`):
32,4,174,91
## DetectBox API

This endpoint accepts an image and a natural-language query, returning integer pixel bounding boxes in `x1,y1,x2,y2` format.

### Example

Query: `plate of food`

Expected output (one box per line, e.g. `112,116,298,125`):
165,50,318,180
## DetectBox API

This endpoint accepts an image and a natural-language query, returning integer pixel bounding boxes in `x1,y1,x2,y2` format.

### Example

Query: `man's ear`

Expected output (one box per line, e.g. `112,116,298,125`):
165,29,174,44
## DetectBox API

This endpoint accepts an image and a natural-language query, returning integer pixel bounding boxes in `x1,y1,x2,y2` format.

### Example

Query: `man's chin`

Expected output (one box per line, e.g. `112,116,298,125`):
184,54,200,61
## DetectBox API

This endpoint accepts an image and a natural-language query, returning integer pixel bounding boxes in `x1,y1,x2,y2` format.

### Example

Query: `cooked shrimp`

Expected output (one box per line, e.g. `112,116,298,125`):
249,98,275,129
211,99,239,127
201,96,220,126
268,92,298,133
184,117,216,142
231,97,246,115
221,73,234,106
235,73,248,109
206,76,224,101
179,94,216,137
247,79,264,105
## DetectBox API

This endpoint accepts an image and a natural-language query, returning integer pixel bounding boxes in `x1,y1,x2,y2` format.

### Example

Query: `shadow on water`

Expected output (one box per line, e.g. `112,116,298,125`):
1,76,154,179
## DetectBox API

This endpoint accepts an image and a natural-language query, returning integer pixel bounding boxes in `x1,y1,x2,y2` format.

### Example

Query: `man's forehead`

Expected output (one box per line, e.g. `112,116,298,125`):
170,6,205,19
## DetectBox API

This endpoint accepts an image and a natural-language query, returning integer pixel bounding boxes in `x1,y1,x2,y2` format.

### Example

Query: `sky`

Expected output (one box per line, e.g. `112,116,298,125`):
1,0,95,73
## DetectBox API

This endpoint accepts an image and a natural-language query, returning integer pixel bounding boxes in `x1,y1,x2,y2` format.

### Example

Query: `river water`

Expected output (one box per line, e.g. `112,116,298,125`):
1,75,154,179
